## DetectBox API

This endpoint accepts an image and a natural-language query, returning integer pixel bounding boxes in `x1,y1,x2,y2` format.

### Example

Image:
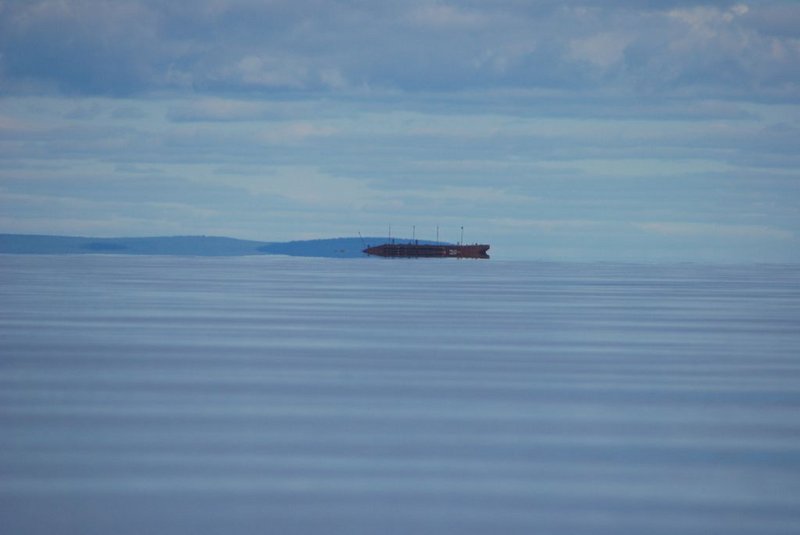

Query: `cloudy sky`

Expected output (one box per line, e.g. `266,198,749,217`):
1,0,798,261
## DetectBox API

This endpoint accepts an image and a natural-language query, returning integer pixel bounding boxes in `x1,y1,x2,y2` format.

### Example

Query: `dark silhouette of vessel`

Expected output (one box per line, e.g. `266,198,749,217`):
363,242,489,259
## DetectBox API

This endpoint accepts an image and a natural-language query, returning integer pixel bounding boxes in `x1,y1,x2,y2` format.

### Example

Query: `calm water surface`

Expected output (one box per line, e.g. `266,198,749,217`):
1,255,799,534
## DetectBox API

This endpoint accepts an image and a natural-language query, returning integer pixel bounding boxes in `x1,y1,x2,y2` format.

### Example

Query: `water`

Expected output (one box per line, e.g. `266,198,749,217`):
1,255,799,534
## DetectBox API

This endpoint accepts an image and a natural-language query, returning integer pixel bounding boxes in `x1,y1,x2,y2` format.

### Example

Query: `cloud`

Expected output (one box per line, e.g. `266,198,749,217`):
111,106,147,120
230,55,309,89
201,165,374,209
167,98,281,122
407,4,486,29
257,122,338,144
1,1,797,100
636,222,793,241
0,0,164,94
742,3,800,37
488,217,606,233
569,32,632,68
620,3,800,96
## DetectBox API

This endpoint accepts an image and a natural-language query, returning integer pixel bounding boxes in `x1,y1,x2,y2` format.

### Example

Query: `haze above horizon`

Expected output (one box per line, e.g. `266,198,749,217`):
1,1,798,262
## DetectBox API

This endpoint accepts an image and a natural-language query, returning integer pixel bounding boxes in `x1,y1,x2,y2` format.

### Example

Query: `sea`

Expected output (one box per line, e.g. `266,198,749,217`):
1,254,799,534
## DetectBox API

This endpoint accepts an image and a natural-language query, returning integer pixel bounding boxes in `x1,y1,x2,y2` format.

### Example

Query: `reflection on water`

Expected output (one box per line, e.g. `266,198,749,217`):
1,255,799,534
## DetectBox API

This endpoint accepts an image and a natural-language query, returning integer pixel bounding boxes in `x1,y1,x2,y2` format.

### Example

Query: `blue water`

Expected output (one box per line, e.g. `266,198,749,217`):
1,255,799,534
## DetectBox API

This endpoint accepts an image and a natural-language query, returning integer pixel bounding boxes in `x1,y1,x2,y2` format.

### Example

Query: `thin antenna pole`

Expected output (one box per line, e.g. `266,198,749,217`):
460,226,464,245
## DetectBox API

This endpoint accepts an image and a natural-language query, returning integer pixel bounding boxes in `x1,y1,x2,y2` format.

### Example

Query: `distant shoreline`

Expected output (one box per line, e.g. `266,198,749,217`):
0,234,446,259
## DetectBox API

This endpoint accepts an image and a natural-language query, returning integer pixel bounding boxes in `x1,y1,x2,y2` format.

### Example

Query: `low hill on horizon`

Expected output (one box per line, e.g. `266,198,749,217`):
0,234,448,258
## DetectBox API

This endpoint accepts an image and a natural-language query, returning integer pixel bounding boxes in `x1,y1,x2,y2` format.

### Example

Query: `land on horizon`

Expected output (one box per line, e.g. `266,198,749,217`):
0,234,450,259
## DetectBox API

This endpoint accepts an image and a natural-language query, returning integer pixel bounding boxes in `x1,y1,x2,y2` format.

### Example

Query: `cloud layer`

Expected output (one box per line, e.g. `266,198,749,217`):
3,1,798,98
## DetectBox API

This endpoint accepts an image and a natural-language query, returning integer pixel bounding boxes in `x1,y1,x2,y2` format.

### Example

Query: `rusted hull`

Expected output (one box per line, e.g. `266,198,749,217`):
363,243,490,259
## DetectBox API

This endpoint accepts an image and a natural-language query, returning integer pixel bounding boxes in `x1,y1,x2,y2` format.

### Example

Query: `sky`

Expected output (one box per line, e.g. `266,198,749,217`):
1,0,799,262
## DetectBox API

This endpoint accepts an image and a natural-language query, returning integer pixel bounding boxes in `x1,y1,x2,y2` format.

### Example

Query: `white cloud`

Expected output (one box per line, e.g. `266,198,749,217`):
636,222,793,240
1,1,796,99
257,122,338,144
233,55,309,88
407,4,485,29
167,98,273,122
569,32,631,68
489,217,607,233
208,166,373,208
